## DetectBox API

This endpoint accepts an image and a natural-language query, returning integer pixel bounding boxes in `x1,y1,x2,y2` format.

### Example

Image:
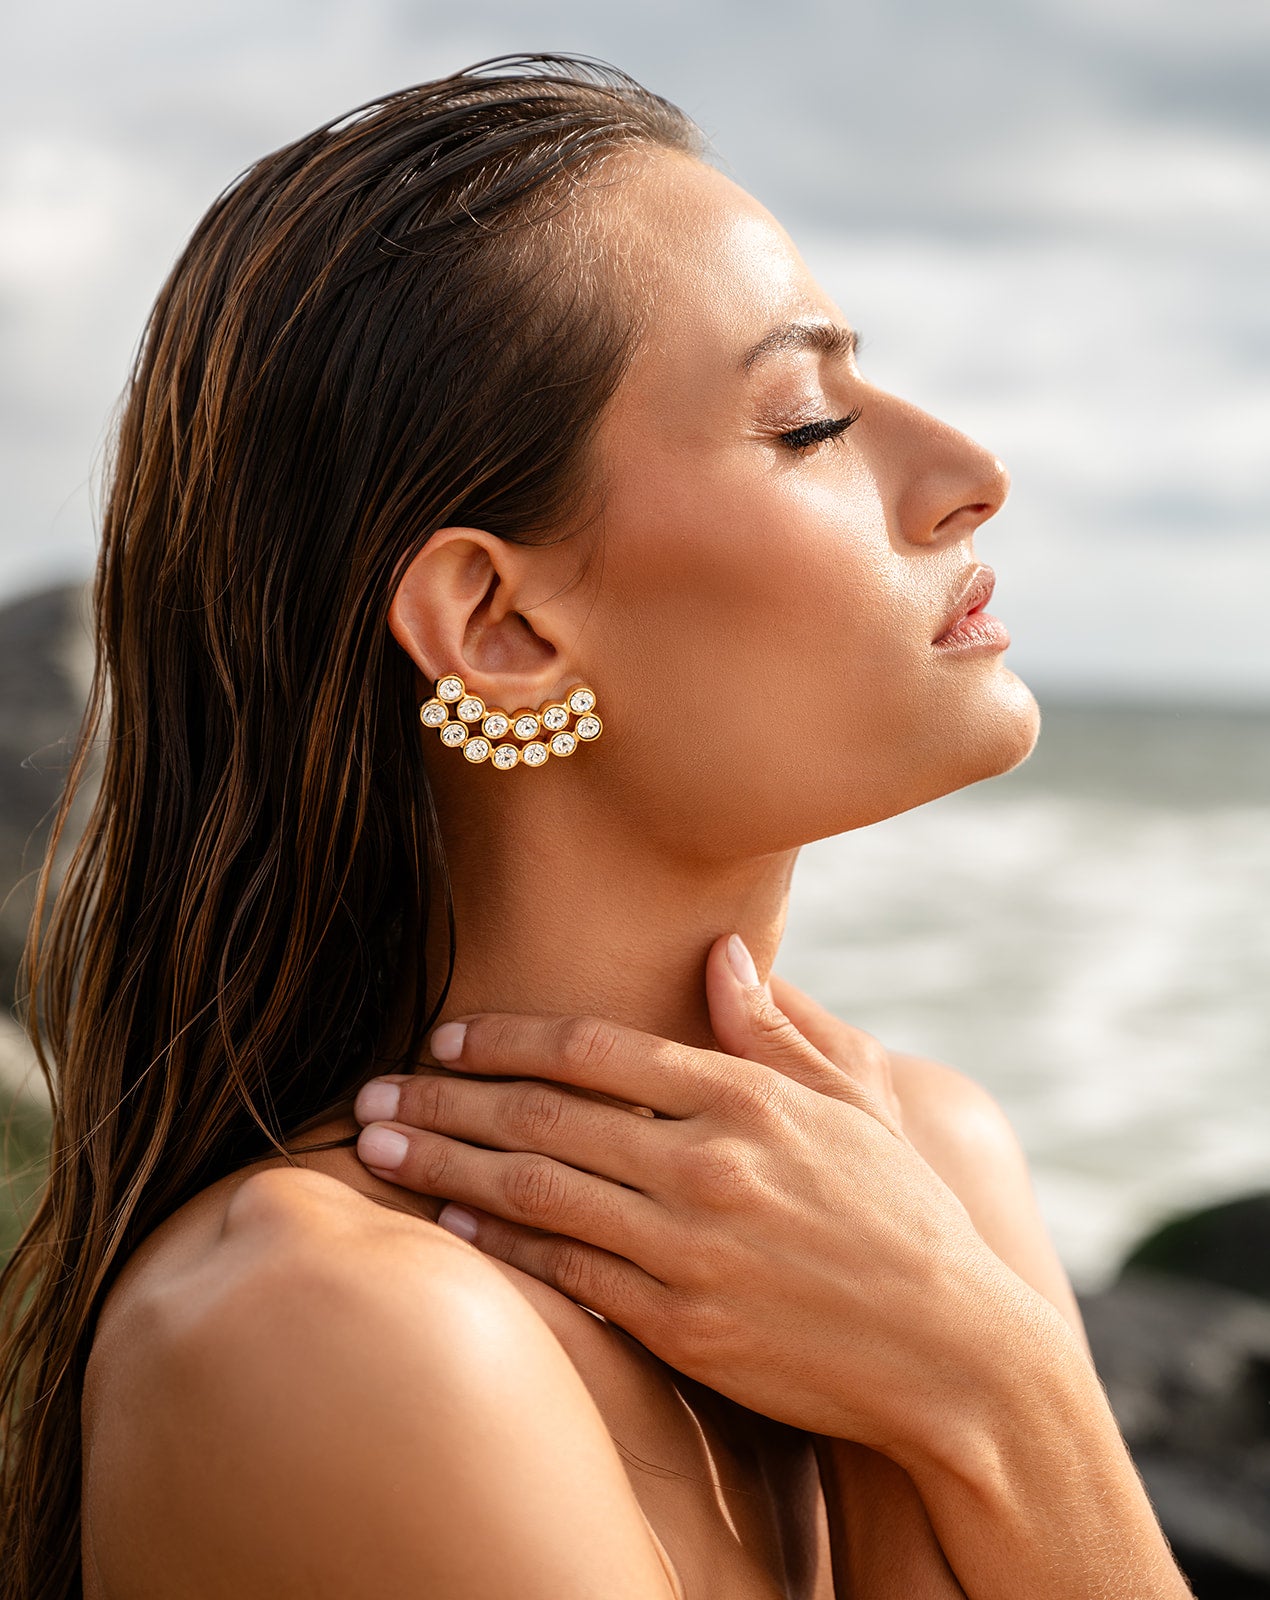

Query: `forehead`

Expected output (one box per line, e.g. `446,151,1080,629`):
599,150,840,384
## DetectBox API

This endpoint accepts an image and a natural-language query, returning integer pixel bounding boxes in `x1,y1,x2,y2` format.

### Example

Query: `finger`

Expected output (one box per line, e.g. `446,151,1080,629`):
704,934,868,1104
354,1070,667,1191
767,972,873,1063
433,1203,667,1321
356,1120,667,1271
425,1012,714,1118
767,974,905,1130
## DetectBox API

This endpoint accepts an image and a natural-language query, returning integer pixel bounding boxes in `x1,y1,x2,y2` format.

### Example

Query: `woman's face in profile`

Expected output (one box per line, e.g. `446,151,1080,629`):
571,149,1040,856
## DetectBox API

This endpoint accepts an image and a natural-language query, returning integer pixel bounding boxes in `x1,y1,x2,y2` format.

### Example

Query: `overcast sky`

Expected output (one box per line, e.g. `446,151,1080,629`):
3,0,1268,701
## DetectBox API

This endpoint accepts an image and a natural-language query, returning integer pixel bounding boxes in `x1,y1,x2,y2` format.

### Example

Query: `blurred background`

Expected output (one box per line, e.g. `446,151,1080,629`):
1,0,1268,1585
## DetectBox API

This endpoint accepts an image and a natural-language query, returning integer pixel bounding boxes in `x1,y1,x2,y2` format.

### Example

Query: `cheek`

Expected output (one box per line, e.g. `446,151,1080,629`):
613,445,918,725
591,449,926,851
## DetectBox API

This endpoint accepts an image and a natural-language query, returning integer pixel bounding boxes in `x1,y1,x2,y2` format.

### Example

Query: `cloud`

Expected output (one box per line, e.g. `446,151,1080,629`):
2,0,1267,697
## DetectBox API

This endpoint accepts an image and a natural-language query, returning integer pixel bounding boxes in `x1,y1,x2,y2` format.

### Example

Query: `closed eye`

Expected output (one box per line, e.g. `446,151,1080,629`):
778,406,863,451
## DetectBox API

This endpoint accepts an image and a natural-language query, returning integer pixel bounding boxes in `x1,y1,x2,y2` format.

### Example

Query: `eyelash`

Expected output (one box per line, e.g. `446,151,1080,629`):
778,405,863,452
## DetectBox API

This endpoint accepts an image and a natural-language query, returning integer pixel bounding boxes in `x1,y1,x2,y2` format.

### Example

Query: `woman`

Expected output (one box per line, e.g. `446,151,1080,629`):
0,53,1192,1600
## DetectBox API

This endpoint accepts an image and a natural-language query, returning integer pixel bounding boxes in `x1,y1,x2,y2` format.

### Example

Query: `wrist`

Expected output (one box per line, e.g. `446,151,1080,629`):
891,1247,1088,1480
885,1258,1193,1599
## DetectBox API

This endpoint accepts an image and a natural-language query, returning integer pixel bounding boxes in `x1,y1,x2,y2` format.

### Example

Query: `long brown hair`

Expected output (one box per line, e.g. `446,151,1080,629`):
0,54,699,1597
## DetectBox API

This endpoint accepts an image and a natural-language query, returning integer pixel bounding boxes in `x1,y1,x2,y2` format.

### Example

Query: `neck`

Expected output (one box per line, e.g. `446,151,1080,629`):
280,758,796,1205
414,765,798,1058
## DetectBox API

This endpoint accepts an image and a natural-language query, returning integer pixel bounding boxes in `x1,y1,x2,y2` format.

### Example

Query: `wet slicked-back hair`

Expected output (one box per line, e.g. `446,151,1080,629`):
0,54,700,1597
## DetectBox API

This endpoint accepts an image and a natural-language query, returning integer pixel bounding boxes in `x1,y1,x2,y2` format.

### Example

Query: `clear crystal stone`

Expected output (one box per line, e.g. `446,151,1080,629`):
483,713,509,737
576,715,600,740
420,700,447,726
513,715,540,739
437,677,464,701
567,688,595,714
542,705,568,731
492,744,519,768
522,742,548,765
440,723,467,746
463,738,490,762
457,697,484,722
550,732,576,757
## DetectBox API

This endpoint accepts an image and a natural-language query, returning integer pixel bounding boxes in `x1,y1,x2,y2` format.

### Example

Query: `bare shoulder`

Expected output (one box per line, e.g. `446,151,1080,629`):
886,1051,1091,1356
84,1167,677,1600
887,1049,1023,1162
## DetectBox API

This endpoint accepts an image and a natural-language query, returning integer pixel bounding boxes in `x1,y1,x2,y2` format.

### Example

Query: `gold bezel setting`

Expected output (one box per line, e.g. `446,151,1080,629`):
456,695,485,723
420,675,602,770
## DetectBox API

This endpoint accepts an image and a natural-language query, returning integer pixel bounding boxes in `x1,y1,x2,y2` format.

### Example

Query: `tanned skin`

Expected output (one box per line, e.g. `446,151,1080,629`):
81,150,1191,1599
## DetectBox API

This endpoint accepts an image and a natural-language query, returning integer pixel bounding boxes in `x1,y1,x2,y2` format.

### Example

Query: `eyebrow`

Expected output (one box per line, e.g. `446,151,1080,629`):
741,320,859,372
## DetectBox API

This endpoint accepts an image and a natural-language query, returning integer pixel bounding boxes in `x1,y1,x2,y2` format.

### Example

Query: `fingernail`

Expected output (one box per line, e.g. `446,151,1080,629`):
436,1203,479,1242
353,1079,400,1124
726,933,760,987
358,1125,408,1170
430,1021,468,1061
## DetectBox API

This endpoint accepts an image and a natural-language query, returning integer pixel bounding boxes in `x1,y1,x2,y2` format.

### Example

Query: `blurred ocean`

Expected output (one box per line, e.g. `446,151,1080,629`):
779,699,1270,1293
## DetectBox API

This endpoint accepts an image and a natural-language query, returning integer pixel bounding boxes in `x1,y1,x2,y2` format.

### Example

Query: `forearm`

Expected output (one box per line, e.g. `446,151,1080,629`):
885,1287,1193,1600
816,1437,969,1599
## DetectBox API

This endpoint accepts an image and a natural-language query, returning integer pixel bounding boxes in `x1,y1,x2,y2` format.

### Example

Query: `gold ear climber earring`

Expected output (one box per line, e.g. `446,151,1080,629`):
418,673,603,769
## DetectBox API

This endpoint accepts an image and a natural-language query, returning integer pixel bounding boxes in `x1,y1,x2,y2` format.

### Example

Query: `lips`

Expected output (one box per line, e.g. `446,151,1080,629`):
933,565,996,644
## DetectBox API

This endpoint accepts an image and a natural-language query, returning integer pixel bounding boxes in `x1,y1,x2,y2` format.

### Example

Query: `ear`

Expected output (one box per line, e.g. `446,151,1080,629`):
387,528,568,704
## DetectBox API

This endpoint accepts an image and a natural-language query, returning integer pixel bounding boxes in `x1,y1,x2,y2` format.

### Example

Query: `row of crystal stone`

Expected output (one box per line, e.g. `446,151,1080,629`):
419,676,603,769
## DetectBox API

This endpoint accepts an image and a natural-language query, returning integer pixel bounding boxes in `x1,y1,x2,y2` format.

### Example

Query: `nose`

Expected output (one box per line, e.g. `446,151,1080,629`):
882,393,1010,548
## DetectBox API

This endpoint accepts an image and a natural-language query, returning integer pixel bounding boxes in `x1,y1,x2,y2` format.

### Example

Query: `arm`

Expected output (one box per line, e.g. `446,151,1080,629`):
808,1046,1093,1600
895,1282,1194,1600
349,939,1195,1599
94,1168,680,1600
802,1043,1081,1593
816,1266,1192,1600
764,977,1086,1597
794,1029,1193,1600
812,1046,1191,1597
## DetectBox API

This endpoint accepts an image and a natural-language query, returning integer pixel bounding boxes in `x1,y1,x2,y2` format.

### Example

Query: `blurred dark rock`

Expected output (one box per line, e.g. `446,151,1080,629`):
1077,1201,1270,1598
1120,1194,1270,1306
0,581,92,1023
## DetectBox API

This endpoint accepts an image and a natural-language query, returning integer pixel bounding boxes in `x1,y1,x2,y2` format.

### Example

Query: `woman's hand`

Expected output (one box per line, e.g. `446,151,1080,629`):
352,934,1062,1461
762,967,907,1132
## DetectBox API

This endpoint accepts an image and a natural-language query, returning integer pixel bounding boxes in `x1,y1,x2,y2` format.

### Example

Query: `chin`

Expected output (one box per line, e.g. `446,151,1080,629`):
952,665,1042,787
888,663,1041,820
791,667,1044,845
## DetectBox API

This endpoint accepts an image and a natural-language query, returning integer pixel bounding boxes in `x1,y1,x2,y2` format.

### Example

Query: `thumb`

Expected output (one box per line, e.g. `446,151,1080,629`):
704,933,856,1100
